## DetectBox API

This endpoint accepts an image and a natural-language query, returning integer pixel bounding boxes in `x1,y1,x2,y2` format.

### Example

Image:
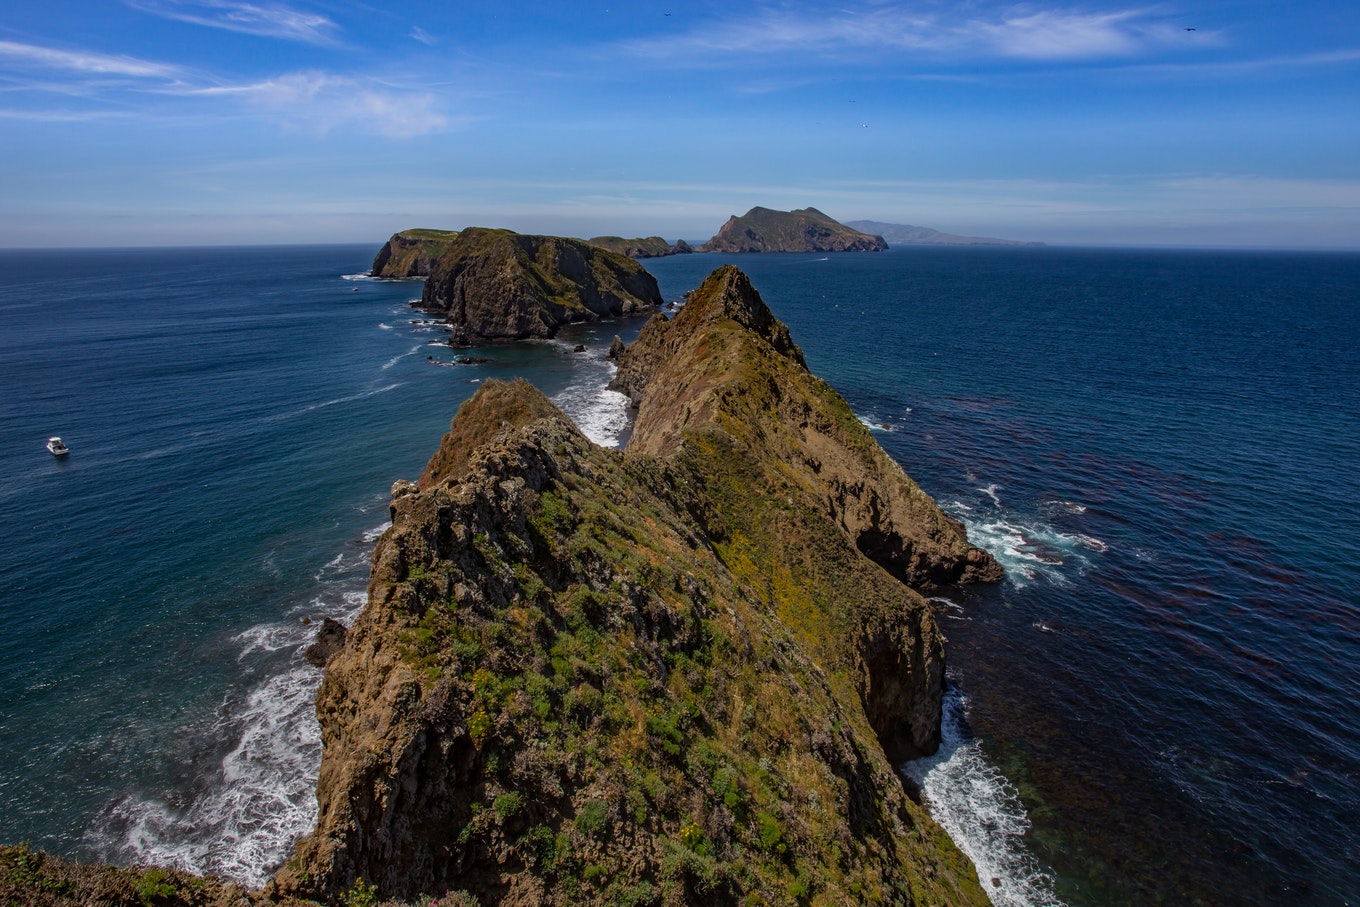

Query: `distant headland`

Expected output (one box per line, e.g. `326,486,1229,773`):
845,220,1044,247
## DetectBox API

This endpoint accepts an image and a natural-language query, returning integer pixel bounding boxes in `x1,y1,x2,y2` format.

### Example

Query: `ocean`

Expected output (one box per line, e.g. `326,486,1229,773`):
1,244,1356,905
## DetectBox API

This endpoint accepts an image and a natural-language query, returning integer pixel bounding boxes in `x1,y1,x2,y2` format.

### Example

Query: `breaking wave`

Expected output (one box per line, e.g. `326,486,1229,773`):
905,689,1065,907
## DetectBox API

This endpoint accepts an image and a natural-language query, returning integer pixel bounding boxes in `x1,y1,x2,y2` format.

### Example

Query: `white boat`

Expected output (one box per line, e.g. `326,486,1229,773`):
46,436,69,457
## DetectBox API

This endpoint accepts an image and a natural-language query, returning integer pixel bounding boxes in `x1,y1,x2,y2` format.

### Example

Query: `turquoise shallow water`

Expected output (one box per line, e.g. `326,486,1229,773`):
1,245,1357,904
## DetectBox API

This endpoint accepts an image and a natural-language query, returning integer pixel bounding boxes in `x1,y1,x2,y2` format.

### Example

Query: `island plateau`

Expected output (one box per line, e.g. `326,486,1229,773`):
2,253,1000,907
700,208,888,253
586,236,695,259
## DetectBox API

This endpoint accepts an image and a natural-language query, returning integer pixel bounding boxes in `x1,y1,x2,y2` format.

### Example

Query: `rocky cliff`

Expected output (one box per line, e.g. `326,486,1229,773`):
273,265,997,906
419,229,662,346
587,236,695,259
700,208,887,254
372,229,462,278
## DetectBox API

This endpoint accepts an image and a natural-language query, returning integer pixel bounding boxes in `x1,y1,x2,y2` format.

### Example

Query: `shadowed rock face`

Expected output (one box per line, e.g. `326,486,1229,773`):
417,228,662,346
275,266,995,907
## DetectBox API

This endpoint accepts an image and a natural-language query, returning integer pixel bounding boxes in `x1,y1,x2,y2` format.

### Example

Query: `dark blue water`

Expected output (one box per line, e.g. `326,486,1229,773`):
2,245,1357,905
645,248,1360,906
0,245,643,883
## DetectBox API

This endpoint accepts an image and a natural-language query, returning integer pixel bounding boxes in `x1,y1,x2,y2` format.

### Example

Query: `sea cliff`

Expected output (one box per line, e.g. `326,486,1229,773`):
273,264,997,905
371,229,462,278
418,228,662,346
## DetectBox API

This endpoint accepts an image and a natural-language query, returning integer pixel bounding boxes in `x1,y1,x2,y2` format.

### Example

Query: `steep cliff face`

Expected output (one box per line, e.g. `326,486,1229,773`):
276,266,994,906
419,229,662,346
372,229,462,278
699,208,888,254
613,266,1001,590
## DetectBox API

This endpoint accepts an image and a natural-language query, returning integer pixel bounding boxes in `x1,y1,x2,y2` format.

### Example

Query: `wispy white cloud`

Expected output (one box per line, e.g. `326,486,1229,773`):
0,36,450,138
0,106,135,121
621,2,1195,64
0,39,184,79
126,0,341,45
182,71,452,137
410,26,437,47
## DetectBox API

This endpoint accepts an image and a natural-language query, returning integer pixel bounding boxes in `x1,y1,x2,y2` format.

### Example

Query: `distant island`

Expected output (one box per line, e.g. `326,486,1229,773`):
700,207,888,253
845,220,1044,247
586,236,694,259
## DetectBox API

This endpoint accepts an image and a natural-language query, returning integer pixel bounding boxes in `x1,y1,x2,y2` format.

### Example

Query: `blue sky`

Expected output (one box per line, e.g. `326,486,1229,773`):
2,0,1358,247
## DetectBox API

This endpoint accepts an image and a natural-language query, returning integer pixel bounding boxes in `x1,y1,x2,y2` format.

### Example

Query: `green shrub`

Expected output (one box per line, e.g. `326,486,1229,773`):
756,812,785,854
338,876,379,907
575,798,610,836
135,867,177,906
493,791,524,821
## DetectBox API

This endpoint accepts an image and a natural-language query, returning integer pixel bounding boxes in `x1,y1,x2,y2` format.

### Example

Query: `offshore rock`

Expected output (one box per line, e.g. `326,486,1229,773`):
276,267,993,905
419,228,662,346
699,207,888,253
304,617,349,668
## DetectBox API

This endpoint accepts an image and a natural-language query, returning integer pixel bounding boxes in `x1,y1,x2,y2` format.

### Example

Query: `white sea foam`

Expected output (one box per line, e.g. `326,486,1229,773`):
550,355,633,449
980,483,1003,507
378,322,395,330
270,383,402,421
949,492,1106,589
383,344,423,370
91,528,376,887
233,623,306,660
905,689,1065,907
341,273,372,281
361,521,391,543
928,595,972,622
102,663,324,888
960,519,1091,588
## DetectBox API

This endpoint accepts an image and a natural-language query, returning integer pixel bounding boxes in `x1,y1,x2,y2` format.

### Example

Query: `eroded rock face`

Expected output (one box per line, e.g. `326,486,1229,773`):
276,267,994,907
419,229,662,346
371,229,461,278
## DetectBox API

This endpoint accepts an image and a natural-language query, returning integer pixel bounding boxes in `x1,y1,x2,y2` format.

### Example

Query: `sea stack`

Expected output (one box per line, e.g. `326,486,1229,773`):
274,264,999,905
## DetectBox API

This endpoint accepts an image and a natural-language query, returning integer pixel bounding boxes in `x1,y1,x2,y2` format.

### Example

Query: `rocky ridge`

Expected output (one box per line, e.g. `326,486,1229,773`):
418,228,662,346
272,264,998,906
700,208,887,254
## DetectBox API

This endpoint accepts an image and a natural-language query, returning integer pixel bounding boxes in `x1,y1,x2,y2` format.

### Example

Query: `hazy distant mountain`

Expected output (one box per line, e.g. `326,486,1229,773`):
845,220,1043,247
